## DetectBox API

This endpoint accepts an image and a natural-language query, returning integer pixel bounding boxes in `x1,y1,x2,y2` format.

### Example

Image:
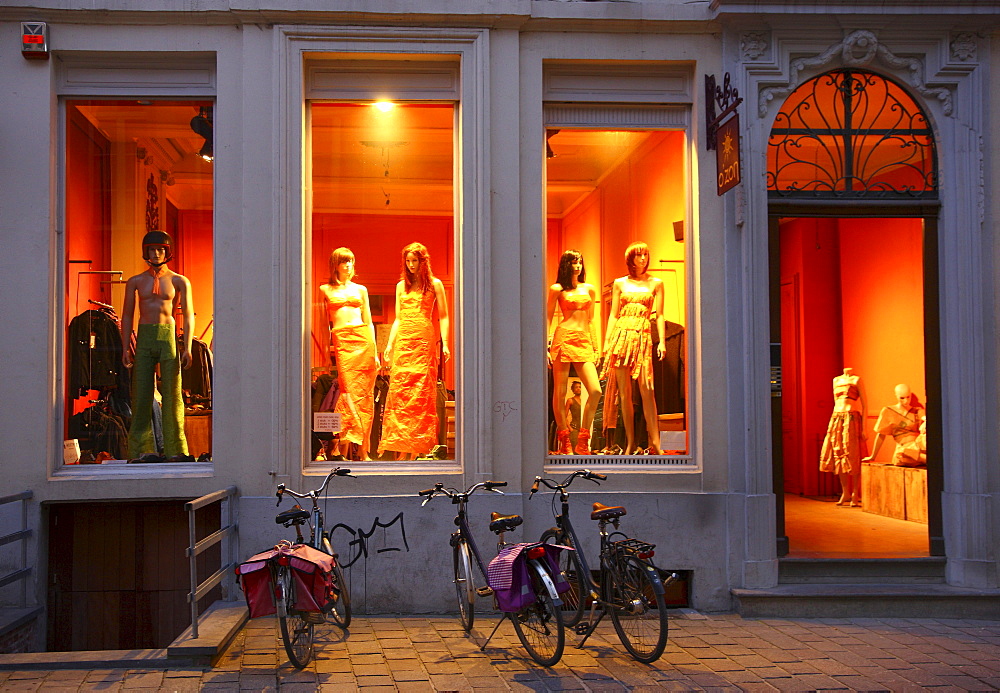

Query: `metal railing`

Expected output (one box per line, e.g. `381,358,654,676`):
185,486,238,639
0,491,32,607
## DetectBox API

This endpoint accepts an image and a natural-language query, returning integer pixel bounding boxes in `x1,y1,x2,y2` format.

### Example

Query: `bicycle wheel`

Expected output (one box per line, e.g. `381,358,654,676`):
276,565,314,669
322,536,352,628
541,528,587,627
607,555,668,663
510,564,565,666
453,539,476,632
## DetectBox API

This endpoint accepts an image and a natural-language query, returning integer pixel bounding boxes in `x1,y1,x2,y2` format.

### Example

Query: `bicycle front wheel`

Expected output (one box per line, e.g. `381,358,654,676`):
277,565,315,669
541,528,587,627
608,556,668,663
510,564,565,666
322,536,352,628
453,539,476,632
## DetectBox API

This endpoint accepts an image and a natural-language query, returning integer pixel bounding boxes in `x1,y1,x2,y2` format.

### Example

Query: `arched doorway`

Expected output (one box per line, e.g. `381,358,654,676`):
767,69,943,558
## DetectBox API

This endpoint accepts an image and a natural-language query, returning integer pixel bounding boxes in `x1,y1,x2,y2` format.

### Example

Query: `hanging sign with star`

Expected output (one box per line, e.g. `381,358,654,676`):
715,113,740,196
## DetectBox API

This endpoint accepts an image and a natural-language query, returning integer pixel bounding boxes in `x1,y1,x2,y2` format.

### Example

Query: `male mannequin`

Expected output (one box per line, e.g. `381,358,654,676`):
566,380,583,447
121,231,193,460
863,383,926,467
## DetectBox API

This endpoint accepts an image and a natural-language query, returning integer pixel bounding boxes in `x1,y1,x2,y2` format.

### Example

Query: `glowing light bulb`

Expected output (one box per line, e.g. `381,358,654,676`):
374,101,395,113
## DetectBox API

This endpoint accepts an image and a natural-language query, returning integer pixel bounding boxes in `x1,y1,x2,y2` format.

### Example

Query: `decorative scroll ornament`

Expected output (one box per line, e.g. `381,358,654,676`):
767,69,937,199
740,32,769,62
759,30,953,117
950,33,977,62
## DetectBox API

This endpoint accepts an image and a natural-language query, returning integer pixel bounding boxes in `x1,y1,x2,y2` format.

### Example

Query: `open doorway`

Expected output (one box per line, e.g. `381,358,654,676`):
778,216,930,557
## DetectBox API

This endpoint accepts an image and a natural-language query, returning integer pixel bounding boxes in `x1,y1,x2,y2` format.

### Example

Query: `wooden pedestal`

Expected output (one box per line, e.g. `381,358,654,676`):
861,463,927,524
184,413,212,458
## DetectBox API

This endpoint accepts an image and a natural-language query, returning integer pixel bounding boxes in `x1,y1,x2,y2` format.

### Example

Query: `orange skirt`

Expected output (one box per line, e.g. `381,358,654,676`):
819,410,864,475
550,326,596,363
331,324,377,447
378,325,439,456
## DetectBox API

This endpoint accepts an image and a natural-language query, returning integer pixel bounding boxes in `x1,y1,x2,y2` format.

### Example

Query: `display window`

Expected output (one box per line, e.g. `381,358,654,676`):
307,101,456,464
544,128,689,460
64,99,215,466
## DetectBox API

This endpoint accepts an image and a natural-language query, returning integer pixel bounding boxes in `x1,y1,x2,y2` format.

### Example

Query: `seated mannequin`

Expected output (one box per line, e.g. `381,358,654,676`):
863,383,926,467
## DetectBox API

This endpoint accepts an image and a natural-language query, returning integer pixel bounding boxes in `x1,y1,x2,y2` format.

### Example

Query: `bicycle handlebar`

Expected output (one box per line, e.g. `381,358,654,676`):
417,479,508,504
275,467,355,506
529,469,606,497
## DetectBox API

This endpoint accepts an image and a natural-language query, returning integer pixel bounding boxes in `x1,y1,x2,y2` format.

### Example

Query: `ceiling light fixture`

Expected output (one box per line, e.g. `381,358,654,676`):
373,101,395,113
190,106,214,162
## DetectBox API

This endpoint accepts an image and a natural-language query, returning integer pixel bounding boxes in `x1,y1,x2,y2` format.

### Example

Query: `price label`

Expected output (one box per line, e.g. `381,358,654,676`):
313,412,342,433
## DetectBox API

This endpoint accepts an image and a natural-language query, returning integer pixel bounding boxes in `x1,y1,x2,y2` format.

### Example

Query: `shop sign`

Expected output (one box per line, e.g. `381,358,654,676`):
715,113,741,196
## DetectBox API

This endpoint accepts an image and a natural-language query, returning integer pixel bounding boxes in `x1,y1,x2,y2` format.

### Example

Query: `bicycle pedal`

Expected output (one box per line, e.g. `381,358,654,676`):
476,586,494,597
574,622,592,635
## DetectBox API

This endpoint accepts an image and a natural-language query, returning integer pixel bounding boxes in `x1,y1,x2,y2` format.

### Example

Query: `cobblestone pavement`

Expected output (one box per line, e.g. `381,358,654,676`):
1,611,999,691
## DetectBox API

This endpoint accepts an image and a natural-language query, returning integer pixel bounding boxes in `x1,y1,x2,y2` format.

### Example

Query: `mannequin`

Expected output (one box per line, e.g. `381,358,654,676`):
320,247,379,461
566,381,583,448
547,250,602,455
601,241,666,455
121,231,192,460
864,384,926,467
379,242,450,459
819,367,867,506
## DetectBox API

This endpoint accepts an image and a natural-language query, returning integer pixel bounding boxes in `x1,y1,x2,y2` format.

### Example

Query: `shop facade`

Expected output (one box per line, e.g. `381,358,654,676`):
0,0,998,651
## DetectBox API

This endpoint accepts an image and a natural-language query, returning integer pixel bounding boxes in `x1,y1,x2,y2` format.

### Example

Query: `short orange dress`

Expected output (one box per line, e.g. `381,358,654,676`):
550,293,597,363
378,290,439,456
326,296,377,447
600,290,654,384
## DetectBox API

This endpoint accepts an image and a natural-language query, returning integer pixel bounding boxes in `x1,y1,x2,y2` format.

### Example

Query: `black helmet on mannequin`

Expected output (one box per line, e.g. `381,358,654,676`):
142,230,174,266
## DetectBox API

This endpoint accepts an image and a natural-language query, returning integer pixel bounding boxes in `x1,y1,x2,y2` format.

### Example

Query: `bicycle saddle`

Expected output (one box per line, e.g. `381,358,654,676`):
591,502,627,521
489,512,524,534
276,506,310,525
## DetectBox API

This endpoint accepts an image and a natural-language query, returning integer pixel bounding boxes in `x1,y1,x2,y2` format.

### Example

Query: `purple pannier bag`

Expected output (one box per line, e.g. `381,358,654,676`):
487,543,572,613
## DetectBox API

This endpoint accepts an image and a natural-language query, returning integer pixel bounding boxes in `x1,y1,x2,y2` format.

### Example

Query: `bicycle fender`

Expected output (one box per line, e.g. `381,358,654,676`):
635,559,666,595
528,559,562,605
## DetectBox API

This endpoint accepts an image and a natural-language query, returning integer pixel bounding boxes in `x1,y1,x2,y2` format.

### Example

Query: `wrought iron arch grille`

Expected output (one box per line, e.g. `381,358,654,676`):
767,69,938,199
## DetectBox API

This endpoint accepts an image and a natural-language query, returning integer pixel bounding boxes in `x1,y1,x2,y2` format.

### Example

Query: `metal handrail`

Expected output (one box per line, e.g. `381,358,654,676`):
0,491,32,607
184,486,238,640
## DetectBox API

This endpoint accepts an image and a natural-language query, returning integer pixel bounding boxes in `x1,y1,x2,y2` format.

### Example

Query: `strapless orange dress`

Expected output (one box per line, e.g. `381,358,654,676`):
550,293,597,363
326,295,377,448
379,290,439,456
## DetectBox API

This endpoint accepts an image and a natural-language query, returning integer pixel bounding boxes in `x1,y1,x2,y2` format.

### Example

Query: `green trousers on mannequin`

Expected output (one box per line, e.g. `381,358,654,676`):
128,323,189,459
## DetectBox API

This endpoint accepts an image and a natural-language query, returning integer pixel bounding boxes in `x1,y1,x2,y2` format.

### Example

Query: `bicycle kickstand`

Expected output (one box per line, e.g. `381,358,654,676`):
478,616,506,653
574,595,605,648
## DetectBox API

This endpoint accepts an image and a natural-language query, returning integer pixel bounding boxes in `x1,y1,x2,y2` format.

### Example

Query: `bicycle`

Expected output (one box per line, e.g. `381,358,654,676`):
418,480,567,666
271,467,355,667
531,469,678,663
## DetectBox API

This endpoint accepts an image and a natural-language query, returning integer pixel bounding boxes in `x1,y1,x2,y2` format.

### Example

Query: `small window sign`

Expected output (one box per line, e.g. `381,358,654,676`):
313,412,342,433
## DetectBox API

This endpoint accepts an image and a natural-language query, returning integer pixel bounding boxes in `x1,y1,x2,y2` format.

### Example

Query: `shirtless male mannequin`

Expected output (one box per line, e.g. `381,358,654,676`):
121,231,193,460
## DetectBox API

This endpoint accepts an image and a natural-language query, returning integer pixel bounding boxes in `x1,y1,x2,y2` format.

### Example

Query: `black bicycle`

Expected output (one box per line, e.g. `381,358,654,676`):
419,480,567,666
532,469,677,663
273,468,354,667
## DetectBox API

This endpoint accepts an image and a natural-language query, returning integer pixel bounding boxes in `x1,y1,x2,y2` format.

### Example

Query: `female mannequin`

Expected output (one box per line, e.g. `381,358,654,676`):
379,242,450,459
319,247,379,461
601,241,666,455
819,367,867,506
547,250,602,455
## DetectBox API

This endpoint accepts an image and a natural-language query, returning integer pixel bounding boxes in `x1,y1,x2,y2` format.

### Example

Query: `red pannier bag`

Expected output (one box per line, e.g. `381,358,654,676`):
236,541,337,619
487,543,572,613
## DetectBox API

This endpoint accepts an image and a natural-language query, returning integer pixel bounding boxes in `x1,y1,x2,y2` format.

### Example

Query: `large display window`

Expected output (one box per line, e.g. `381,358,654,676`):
64,99,215,466
544,128,688,459
308,101,456,464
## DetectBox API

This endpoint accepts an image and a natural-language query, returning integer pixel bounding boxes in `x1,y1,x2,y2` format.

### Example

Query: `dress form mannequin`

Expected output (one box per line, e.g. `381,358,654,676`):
121,231,192,460
379,242,450,460
600,241,666,455
819,367,867,506
320,247,379,461
547,250,602,455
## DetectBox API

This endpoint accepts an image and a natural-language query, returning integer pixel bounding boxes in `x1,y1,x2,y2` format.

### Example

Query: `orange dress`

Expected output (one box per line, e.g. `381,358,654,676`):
379,290,439,455
326,296,377,447
819,382,864,475
550,293,597,363
600,290,654,384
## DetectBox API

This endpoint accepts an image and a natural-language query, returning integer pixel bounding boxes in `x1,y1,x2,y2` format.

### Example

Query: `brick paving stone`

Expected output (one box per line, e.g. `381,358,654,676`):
353,663,391,676
238,673,277,690
121,671,165,688
395,682,434,692
748,647,803,664
747,665,796,680
774,661,822,676
355,673,395,686
276,683,319,693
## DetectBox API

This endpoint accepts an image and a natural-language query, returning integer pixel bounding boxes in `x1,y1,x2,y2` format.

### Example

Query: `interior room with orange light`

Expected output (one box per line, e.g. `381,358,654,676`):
544,127,689,458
